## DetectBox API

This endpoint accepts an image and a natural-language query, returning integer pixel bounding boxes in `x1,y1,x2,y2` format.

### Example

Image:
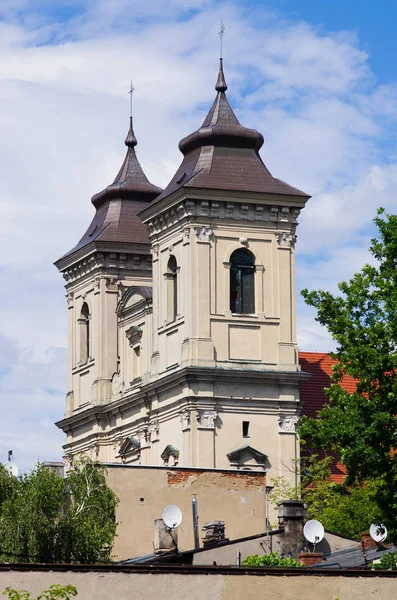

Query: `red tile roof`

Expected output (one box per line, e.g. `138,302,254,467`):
298,351,357,483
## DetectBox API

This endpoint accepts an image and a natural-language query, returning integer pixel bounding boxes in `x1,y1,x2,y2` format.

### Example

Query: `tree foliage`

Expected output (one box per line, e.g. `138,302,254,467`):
3,585,77,600
269,455,379,539
300,209,397,539
0,457,118,563
242,552,303,567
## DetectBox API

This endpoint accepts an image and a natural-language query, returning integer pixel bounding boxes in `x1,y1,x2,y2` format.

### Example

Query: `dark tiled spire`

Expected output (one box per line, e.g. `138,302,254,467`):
125,116,137,147
215,58,227,92
57,116,163,263
152,60,309,204
91,118,162,207
178,58,264,156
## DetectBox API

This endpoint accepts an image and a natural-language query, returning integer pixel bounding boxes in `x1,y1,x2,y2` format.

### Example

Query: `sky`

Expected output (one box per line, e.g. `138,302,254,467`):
1,0,397,471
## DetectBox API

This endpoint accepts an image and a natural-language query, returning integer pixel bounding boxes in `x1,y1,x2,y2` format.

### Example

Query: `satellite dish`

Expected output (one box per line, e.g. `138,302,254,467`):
370,523,387,543
304,519,325,546
163,505,183,529
3,462,19,477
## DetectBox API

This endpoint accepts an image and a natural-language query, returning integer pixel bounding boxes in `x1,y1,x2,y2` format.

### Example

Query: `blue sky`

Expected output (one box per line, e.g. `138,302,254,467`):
1,0,397,470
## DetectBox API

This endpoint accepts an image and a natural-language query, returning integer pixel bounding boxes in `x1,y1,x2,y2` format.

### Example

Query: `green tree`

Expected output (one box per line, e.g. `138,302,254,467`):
300,209,397,539
269,455,379,538
3,584,77,600
0,457,118,563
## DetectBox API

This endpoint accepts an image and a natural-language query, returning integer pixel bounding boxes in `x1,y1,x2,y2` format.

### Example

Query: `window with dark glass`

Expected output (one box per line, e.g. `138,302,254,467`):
230,249,255,314
79,302,90,363
242,421,250,438
167,255,178,322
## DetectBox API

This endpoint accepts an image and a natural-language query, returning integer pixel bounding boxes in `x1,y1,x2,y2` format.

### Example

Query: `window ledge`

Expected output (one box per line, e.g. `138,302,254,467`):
158,316,184,334
72,359,95,374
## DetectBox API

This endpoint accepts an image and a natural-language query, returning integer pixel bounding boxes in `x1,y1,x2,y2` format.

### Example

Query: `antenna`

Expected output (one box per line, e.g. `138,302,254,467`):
218,19,225,59
370,523,387,544
304,519,324,552
163,505,183,529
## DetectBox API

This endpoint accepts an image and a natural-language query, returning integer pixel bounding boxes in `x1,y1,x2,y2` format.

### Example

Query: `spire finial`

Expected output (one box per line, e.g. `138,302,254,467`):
125,81,137,148
129,80,134,118
216,21,227,92
218,19,225,59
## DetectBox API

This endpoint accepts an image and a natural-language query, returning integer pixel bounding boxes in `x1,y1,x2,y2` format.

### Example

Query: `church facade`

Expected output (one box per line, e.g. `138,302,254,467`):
55,60,310,485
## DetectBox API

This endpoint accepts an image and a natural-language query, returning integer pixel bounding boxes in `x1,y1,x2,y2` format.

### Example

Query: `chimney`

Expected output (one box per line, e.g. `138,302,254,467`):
202,521,226,547
154,518,177,554
299,552,323,567
361,531,377,549
277,500,305,559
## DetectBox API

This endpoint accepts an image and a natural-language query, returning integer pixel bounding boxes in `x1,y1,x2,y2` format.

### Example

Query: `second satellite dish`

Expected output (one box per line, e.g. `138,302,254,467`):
3,462,19,477
304,519,325,544
370,523,387,543
163,505,183,529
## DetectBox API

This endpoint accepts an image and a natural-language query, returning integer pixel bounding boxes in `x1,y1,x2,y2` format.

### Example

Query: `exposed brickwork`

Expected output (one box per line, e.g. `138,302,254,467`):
361,532,377,549
299,552,323,566
167,469,266,488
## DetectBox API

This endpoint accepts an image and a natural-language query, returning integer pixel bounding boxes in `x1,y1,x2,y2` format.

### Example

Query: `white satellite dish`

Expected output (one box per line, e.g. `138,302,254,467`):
163,505,183,529
304,519,325,546
370,523,387,543
3,462,19,477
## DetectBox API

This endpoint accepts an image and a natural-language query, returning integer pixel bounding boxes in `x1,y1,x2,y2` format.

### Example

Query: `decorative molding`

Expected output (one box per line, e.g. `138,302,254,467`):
168,244,174,254
151,244,159,260
126,325,143,347
112,437,124,454
106,277,118,291
196,410,217,429
161,444,179,466
87,444,99,461
182,226,190,244
63,455,73,470
239,237,248,247
66,291,74,306
179,409,191,431
278,415,299,433
137,428,150,447
195,226,213,242
148,421,160,442
111,372,124,397
276,232,296,248
57,252,151,273
144,199,305,237
93,277,101,292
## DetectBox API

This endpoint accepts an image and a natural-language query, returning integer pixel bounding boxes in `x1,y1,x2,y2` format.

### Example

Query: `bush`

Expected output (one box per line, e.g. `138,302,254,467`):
242,552,303,568
3,584,77,600
372,550,397,570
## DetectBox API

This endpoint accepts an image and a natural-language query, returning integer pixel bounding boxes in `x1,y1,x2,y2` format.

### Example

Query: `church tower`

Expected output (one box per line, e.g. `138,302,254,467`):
56,61,310,485
138,59,310,473
55,116,162,462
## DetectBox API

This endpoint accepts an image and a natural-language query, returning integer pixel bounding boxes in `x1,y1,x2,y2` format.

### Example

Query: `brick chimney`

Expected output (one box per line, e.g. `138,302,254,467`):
277,500,305,559
299,552,323,567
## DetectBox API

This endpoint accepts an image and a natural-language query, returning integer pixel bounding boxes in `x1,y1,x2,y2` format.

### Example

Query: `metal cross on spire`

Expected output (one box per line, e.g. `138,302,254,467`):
218,19,225,59
128,80,135,118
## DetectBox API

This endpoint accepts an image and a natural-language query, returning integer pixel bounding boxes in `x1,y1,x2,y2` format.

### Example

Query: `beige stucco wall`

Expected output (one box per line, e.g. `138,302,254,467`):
105,465,267,560
1,569,397,600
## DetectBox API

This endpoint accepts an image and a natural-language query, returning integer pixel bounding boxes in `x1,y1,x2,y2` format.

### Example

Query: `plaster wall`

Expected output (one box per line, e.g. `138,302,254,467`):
105,465,267,560
2,569,396,600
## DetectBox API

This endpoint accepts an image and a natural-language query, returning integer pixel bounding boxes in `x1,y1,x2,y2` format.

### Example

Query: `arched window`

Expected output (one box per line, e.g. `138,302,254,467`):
230,249,255,314
79,302,90,363
167,256,178,322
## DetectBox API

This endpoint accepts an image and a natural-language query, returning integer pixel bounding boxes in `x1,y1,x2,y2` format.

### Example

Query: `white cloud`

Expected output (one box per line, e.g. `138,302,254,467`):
1,0,397,469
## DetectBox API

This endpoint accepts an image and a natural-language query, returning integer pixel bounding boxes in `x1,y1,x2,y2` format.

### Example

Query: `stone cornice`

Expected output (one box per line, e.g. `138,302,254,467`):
139,186,309,224
55,242,151,274
60,251,152,284
56,366,310,433
143,197,303,238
